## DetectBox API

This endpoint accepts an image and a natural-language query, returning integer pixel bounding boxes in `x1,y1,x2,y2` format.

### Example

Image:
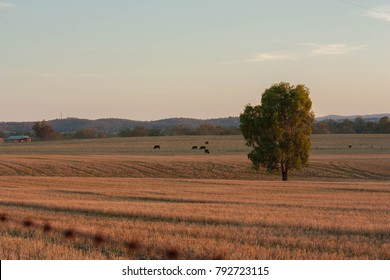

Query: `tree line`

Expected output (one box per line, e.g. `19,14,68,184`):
312,116,390,134
118,124,241,137
0,121,241,140
1,117,388,141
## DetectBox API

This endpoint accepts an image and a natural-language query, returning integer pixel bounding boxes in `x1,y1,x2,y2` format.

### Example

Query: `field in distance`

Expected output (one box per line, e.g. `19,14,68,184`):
1,134,390,156
0,135,389,181
0,134,389,259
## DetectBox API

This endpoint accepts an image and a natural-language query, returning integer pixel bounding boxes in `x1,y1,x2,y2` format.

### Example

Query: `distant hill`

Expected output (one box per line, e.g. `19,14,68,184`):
316,113,389,122
1,114,388,133
0,117,240,133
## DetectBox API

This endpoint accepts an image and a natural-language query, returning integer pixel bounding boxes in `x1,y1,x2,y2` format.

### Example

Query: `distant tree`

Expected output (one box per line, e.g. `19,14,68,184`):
198,124,232,135
311,121,331,134
61,132,77,140
148,127,162,136
353,117,366,134
240,82,315,181
74,127,96,139
378,116,390,133
119,126,149,137
32,120,55,140
337,119,355,133
221,127,241,135
133,126,148,137
170,125,195,135
118,128,132,137
380,116,389,123
326,119,339,133
96,131,109,138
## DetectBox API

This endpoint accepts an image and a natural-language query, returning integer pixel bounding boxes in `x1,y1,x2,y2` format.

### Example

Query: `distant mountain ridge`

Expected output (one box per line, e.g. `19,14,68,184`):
316,113,389,122
0,117,240,133
1,114,388,133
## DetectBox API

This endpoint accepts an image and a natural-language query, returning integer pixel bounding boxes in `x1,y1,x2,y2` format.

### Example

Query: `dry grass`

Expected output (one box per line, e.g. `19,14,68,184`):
1,177,389,259
1,134,389,156
0,135,389,259
0,154,389,181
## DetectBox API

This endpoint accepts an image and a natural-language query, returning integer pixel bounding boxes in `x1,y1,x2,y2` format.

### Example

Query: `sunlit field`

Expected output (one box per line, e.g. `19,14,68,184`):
0,135,389,259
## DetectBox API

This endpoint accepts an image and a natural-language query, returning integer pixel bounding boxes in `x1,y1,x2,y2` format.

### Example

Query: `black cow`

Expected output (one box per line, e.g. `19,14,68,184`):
153,145,160,149
205,149,210,154
199,146,206,150
205,141,209,144
191,146,198,150
348,145,352,148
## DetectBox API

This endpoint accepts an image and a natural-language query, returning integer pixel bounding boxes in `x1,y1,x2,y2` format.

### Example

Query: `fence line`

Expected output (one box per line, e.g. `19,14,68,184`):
0,213,224,260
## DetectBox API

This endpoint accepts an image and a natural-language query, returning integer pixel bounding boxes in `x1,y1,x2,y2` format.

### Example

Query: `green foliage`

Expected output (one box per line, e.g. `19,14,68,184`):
119,126,150,137
240,82,314,181
32,120,57,140
378,116,390,133
73,127,108,139
148,127,162,136
312,116,390,134
118,125,241,137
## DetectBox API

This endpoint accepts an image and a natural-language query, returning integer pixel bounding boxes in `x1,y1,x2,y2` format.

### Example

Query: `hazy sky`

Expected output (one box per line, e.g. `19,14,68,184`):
1,0,389,121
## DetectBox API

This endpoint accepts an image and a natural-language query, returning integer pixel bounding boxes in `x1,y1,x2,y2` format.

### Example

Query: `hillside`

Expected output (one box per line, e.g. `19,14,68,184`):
316,113,389,122
0,117,240,133
1,114,389,133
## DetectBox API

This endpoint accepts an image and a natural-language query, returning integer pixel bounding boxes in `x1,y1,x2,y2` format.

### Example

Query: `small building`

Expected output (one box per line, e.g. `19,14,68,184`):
5,135,32,143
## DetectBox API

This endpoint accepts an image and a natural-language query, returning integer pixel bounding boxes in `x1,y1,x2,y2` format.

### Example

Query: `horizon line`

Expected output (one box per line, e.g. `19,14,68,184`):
1,112,389,123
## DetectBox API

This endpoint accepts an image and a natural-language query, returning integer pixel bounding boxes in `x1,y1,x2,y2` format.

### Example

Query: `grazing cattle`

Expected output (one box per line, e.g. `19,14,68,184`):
191,146,198,150
205,149,210,154
199,146,206,150
153,145,160,149
348,145,352,148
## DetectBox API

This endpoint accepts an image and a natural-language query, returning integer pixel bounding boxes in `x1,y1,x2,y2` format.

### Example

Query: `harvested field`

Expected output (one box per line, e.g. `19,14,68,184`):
0,135,389,259
0,154,389,181
0,134,389,156
0,177,389,259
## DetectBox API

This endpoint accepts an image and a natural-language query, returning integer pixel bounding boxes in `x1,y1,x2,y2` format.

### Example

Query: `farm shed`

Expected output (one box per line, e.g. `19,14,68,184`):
5,135,32,143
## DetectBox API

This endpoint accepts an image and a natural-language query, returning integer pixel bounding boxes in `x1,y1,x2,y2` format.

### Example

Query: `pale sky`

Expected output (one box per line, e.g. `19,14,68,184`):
1,0,389,121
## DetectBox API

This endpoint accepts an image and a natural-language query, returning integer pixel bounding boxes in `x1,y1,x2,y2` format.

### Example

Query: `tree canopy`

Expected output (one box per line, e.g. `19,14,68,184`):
240,82,315,181
32,120,55,140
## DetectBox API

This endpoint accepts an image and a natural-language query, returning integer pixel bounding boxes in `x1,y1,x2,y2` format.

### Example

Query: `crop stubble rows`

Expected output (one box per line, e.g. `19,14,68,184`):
0,135,389,259
0,154,389,181
0,176,389,259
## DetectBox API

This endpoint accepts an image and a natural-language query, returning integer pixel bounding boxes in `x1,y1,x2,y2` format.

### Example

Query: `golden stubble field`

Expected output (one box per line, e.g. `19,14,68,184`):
0,135,389,259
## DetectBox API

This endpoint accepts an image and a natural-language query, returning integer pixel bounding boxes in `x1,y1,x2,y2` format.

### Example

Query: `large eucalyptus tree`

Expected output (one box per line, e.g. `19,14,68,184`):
240,82,315,181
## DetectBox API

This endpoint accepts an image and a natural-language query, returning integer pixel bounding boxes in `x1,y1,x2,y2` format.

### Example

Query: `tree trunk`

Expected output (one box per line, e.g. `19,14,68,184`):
282,170,288,181
280,161,288,181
